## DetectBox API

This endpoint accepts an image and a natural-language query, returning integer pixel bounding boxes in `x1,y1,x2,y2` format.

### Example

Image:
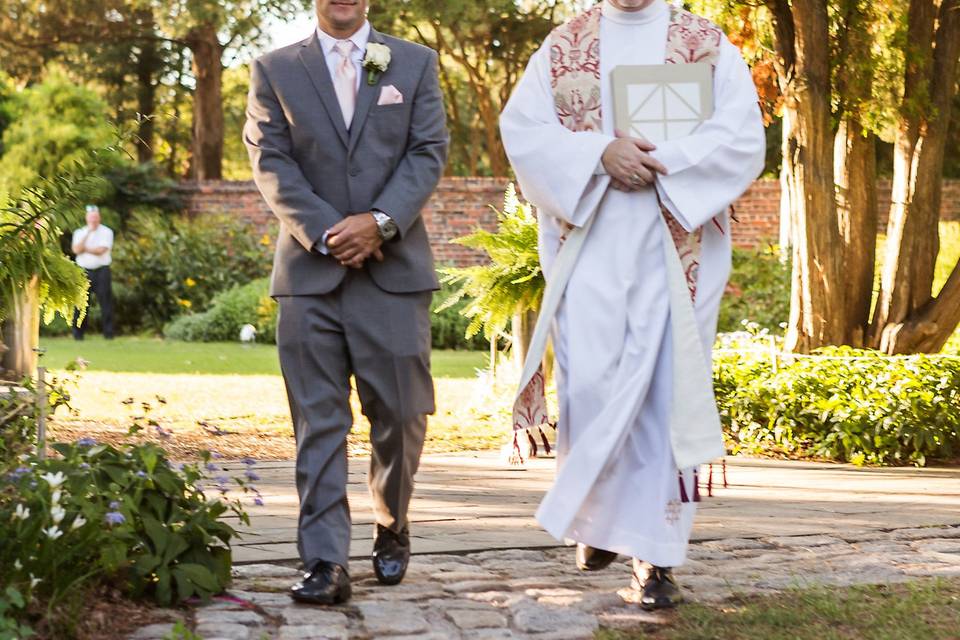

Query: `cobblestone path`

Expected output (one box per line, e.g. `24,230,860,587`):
130,523,960,640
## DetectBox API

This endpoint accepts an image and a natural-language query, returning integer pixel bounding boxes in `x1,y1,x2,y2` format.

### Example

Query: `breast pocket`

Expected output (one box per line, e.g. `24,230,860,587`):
367,103,411,147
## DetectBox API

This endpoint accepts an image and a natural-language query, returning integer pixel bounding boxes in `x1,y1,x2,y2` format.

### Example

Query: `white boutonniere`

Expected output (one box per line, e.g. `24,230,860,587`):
362,43,391,85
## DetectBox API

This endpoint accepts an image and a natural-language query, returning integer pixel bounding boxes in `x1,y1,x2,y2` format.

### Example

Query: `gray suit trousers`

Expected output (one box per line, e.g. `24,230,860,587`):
277,268,434,567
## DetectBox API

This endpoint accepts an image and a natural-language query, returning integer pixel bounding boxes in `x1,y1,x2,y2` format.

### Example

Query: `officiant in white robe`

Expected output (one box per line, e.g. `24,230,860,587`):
500,0,765,605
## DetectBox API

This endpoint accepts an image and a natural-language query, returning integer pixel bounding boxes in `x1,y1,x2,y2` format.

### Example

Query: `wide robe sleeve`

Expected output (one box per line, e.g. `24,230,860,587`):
652,37,766,232
500,43,614,228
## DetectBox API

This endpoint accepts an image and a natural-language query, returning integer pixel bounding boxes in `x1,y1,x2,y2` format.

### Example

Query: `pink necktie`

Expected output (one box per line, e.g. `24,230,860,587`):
334,40,357,128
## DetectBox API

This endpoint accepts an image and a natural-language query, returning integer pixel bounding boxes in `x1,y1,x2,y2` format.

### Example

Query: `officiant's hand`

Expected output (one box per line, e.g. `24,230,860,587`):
327,213,384,269
602,131,668,191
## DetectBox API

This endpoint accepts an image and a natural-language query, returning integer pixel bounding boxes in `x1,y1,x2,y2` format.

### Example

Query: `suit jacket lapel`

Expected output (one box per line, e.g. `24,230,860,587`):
298,32,350,148
348,28,386,153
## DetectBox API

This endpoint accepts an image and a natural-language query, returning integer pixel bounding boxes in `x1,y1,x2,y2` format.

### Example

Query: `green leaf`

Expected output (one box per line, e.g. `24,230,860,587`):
142,515,170,557
173,563,220,593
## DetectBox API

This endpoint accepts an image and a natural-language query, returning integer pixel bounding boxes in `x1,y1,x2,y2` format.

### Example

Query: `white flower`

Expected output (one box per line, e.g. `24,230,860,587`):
71,516,87,530
40,471,66,489
14,504,30,520
51,489,62,504
30,575,40,588
44,526,62,540
50,505,66,524
363,43,391,72
14,559,22,570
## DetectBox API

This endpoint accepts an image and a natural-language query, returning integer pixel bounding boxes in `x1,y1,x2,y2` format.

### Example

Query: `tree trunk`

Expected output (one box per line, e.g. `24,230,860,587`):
1,278,40,380
135,37,160,164
187,22,224,180
870,0,960,353
833,119,877,346
778,0,845,353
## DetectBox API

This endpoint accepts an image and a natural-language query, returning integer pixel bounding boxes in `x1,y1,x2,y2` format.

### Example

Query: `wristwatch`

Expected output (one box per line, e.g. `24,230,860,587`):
371,210,399,242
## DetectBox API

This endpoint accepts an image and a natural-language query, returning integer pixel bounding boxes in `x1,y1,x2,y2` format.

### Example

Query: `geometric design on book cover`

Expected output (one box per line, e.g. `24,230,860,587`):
626,81,705,144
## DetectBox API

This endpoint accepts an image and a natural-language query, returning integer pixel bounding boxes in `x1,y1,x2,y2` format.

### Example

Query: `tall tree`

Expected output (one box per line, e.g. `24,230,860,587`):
766,0,847,351
0,0,310,180
870,0,960,353
694,0,960,353
156,0,312,180
0,0,180,165
370,0,572,176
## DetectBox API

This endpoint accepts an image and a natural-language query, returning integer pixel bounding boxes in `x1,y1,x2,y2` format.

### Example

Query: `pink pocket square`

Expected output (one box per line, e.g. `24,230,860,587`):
378,85,404,105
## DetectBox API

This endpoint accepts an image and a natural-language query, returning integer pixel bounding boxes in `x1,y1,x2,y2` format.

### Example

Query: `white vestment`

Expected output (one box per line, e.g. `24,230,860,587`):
499,0,765,567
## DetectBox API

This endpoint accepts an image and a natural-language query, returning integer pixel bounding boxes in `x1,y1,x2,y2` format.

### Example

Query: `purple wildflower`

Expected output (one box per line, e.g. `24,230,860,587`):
241,457,256,466
8,467,31,481
154,425,173,440
105,511,126,525
254,497,264,506
205,463,219,472
76,437,97,447
79,463,90,470
109,501,120,510
244,470,261,482
136,471,147,478
211,452,223,459
214,475,230,485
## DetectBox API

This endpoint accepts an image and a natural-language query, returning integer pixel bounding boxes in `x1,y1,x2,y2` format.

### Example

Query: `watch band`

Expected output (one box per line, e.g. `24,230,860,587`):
372,211,399,242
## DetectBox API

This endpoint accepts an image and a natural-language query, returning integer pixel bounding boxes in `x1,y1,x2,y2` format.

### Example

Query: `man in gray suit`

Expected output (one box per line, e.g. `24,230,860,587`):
244,0,447,605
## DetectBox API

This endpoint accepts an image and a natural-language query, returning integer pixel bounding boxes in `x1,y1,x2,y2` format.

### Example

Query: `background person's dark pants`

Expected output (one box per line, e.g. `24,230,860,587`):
73,266,114,339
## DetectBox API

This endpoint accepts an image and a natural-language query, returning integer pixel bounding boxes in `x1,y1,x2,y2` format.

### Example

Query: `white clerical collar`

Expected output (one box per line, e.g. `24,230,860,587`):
602,0,669,25
316,20,371,55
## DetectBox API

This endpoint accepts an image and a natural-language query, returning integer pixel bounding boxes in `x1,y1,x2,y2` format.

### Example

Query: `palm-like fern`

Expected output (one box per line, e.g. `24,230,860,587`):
438,184,545,341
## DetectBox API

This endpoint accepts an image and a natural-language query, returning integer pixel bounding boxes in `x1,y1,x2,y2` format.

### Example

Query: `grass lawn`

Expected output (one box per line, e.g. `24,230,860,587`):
600,578,960,640
42,337,512,459
39,336,487,378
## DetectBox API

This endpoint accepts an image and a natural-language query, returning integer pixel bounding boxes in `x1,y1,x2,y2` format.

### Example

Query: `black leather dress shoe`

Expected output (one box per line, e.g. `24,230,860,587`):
576,543,619,571
631,560,683,610
372,525,411,586
290,560,351,605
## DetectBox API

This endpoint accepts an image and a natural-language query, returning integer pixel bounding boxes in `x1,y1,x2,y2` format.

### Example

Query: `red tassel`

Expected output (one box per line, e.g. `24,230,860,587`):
539,427,552,455
693,471,701,502
722,458,729,488
510,432,523,465
707,463,714,497
678,472,690,503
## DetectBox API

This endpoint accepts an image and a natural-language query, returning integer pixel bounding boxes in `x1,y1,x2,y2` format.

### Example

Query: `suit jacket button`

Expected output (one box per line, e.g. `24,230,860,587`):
349,167,361,176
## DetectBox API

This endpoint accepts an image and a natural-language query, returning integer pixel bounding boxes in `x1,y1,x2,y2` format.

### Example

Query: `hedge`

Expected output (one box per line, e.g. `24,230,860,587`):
715,344,960,466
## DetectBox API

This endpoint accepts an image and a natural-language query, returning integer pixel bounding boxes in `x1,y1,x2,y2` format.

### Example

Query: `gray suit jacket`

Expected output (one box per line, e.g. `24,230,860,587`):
244,28,449,296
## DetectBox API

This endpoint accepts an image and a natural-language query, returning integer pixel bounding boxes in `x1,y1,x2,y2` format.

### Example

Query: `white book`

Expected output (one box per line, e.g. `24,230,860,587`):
611,63,714,143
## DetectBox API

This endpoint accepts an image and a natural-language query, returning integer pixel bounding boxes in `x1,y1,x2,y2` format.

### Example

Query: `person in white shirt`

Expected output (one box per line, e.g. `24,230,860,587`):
71,205,115,340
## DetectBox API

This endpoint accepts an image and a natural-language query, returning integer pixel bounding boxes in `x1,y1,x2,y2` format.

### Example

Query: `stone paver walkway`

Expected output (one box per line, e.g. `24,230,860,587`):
129,453,960,639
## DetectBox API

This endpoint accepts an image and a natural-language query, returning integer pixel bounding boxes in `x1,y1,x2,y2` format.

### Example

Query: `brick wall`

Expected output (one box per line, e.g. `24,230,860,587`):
178,178,960,266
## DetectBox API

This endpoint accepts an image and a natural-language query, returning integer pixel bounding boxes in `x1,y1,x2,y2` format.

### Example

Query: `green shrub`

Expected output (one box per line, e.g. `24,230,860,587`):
0,437,258,636
165,275,491,350
1,386,259,637
718,244,791,333
112,209,272,333
164,278,276,344
714,343,960,466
